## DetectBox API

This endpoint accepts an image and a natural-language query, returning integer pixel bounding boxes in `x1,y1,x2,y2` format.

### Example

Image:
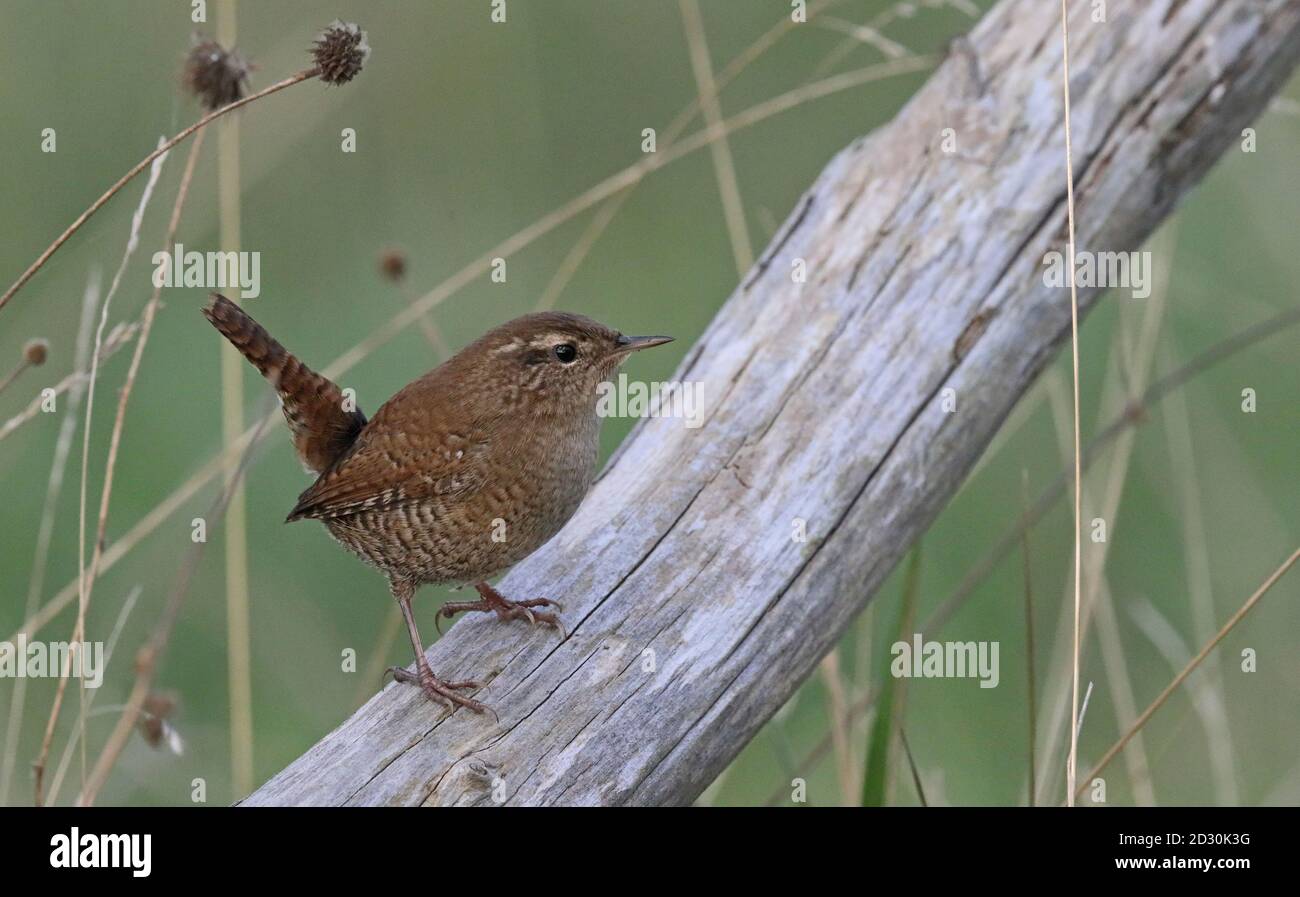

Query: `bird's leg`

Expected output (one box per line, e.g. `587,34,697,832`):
385,579,488,713
436,581,565,636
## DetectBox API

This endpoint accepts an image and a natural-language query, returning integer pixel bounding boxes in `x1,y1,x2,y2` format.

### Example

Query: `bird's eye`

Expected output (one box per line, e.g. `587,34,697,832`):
553,343,577,363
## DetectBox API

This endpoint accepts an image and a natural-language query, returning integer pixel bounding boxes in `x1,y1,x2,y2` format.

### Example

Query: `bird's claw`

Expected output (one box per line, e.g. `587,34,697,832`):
437,586,566,639
385,665,490,715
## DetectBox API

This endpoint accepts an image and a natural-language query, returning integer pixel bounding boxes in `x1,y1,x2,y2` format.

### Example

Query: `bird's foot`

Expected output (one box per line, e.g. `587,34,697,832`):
436,581,565,637
386,664,489,715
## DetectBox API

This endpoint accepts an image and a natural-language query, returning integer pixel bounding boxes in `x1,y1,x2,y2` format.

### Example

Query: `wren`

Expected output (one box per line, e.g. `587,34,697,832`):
202,293,672,712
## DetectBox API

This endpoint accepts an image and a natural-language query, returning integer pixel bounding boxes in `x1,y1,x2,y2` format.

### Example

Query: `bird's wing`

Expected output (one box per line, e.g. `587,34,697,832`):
285,377,491,521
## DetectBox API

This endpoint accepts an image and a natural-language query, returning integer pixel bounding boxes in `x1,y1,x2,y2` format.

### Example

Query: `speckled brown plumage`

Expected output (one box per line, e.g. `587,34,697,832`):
203,293,671,712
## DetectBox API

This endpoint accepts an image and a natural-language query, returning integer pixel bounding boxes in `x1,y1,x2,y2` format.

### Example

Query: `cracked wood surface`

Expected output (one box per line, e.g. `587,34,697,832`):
245,0,1300,806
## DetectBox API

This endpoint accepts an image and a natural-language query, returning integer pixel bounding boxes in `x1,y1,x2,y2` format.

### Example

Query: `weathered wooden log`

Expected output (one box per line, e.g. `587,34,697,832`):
245,0,1300,805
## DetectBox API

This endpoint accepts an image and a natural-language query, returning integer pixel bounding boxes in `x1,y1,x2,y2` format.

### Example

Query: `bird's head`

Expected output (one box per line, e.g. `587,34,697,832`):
454,311,673,416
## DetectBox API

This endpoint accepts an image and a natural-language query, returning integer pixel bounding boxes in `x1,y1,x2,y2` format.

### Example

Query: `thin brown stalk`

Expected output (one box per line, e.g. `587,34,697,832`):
0,68,317,315
100,136,206,780
1058,0,1083,806
1075,547,1300,802
1074,680,1094,742
390,275,451,357
77,414,274,806
1127,593,1239,802
898,728,928,807
0,358,36,397
815,15,910,59
882,547,922,805
217,0,254,801
808,0,944,80
86,132,205,685
1034,224,1175,807
45,586,142,806
817,651,856,805
679,0,753,276
415,318,450,356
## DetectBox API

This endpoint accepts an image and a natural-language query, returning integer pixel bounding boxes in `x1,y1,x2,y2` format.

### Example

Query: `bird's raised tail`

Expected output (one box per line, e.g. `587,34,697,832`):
202,293,366,475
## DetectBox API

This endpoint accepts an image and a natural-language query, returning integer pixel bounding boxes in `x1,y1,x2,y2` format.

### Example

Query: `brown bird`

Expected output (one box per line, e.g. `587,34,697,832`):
203,293,672,712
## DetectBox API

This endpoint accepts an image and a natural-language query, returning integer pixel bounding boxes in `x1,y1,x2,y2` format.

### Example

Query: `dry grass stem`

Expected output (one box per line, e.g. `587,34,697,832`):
216,3,254,799
1034,225,1176,806
35,138,170,804
0,275,100,806
76,413,274,806
45,586,142,806
815,15,910,59
0,345,47,397
816,651,856,805
1058,0,1083,808
679,0,753,276
898,728,928,807
808,0,950,80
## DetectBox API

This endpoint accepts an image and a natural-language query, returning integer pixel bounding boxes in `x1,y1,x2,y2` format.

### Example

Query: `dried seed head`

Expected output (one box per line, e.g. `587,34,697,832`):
23,338,49,366
139,691,182,754
378,247,407,282
312,20,369,85
183,37,251,110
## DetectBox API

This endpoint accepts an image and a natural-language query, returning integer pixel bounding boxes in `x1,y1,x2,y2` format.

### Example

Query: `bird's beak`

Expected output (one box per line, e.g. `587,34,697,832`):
614,334,674,355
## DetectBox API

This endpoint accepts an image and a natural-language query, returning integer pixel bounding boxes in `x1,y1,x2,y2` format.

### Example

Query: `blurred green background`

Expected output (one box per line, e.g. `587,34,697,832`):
1,0,1296,807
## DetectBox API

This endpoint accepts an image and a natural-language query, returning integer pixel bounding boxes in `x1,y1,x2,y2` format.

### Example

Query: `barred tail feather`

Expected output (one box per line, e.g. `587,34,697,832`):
202,293,366,475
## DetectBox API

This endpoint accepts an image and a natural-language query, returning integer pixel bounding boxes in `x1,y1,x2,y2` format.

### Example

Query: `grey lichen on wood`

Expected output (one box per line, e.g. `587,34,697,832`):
245,0,1300,806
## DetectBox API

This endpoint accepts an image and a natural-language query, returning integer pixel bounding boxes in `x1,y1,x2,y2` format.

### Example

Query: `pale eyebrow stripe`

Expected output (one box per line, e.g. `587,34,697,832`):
490,338,525,355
